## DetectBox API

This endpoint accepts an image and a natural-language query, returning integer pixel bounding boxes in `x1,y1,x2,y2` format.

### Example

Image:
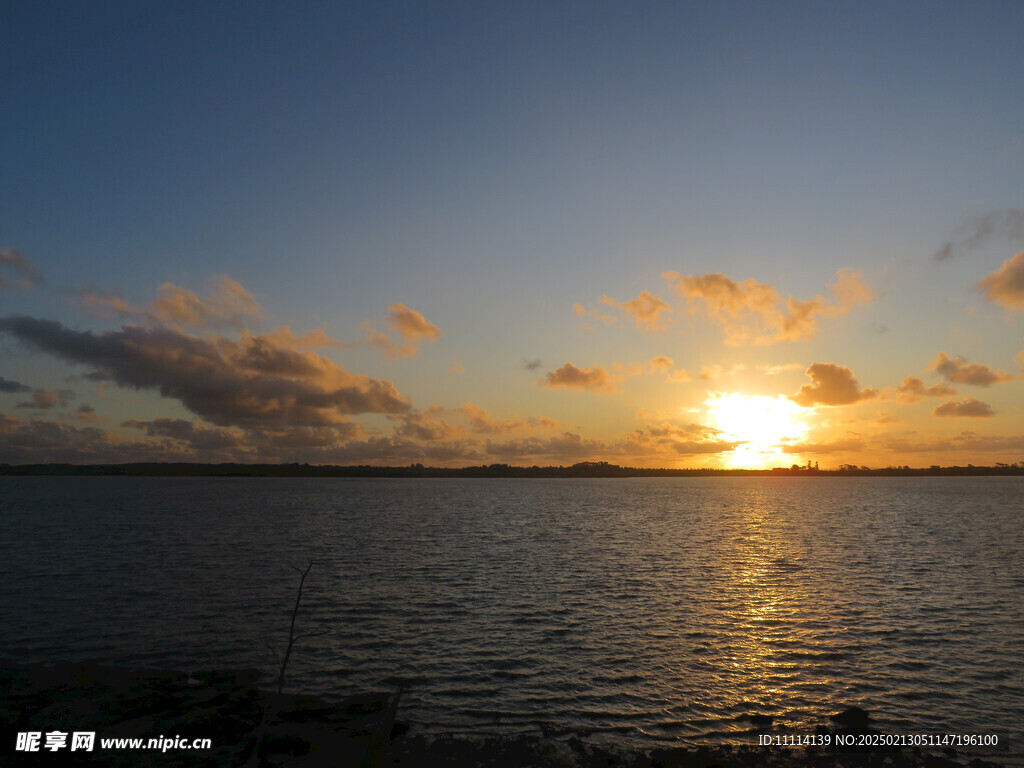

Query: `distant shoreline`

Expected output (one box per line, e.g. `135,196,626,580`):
2,461,1023,478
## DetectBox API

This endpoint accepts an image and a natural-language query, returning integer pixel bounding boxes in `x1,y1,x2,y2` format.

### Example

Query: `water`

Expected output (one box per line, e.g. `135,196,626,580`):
1,476,1021,757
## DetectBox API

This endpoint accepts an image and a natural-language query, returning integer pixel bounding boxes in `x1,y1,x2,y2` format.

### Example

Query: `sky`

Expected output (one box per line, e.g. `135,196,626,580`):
2,1,1024,469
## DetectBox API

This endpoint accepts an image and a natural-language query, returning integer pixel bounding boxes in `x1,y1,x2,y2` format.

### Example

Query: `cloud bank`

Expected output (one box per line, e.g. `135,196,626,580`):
0,315,411,429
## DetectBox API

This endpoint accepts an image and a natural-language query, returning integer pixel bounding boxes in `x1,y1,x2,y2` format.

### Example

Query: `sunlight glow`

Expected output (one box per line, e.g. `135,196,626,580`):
705,393,809,468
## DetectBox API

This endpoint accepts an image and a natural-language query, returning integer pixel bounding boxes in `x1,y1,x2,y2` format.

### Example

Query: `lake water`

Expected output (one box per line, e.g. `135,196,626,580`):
1,476,1021,757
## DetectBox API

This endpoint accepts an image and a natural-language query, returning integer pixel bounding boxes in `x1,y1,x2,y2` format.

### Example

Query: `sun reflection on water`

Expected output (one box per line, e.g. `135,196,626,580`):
687,490,833,736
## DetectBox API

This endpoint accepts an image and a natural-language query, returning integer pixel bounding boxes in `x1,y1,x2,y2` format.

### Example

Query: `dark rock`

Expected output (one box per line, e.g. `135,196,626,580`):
830,705,872,732
745,713,773,729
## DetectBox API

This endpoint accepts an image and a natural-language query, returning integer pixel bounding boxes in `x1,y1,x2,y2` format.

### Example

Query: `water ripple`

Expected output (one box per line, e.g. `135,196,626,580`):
0,475,1021,759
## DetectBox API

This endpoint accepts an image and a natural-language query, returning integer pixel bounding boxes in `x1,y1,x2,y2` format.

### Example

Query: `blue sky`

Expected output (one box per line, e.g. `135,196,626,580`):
3,1,1024,467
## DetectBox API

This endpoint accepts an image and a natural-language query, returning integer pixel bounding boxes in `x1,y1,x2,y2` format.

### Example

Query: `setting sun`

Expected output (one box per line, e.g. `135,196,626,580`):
705,393,809,468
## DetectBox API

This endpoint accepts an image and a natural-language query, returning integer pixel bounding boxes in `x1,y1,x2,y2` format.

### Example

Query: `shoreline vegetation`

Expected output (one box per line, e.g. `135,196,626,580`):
0,660,1008,768
2,460,1024,478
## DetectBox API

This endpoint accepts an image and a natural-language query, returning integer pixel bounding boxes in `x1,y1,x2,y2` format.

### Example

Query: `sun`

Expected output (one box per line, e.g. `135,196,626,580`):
705,393,809,468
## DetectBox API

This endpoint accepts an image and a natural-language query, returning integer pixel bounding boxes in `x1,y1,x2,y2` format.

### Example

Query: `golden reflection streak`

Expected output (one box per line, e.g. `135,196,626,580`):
705,492,823,721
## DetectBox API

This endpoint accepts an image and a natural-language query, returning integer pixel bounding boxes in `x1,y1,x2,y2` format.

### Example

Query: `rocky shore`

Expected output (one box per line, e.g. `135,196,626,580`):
1,661,1008,767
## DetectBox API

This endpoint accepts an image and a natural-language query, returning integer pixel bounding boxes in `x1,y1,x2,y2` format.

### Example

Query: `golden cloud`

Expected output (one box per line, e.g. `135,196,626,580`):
597,290,672,331
71,275,262,328
663,268,872,345
543,362,616,393
894,375,957,403
387,303,441,343
978,252,1024,310
790,363,878,407
928,353,1014,387
933,397,996,418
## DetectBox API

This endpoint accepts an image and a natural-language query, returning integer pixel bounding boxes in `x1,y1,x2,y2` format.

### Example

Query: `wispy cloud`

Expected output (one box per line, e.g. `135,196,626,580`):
596,290,673,331
934,209,1024,261
71,275,262,328
0,248,43,289
663,268,872,345
573,302,618,327
699,362,803,380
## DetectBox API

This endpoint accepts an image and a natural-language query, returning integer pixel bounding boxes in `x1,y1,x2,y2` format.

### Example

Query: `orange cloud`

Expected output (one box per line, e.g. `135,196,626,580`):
150,275,261,327
71,275,262,328
978,251,1024,311
574,301,618,326
790,363,878,407
933,397,995,418
894,376,957,403
262,326,344,349
597,290,672,331
663,268,872,345
667,369,692,383
360,320,416,359
387,303,441,342
928,353,1014,387
456,402,557,434
352,303,441,359
543,362,615,393
391,408,459,441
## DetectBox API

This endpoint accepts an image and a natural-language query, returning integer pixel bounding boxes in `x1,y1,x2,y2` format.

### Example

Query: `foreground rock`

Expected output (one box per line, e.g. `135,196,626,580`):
1,661,395,766
0,662,1007,767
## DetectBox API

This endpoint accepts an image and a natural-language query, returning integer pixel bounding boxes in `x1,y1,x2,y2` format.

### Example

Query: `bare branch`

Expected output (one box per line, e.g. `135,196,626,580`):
275,561,316,695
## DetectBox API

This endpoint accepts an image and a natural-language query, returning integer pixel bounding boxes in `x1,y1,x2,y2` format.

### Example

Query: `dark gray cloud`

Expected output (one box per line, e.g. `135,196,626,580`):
0,376,31,393
123,418,244,452
0,315,411,429
934,209,1024,261
0,416,184,464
